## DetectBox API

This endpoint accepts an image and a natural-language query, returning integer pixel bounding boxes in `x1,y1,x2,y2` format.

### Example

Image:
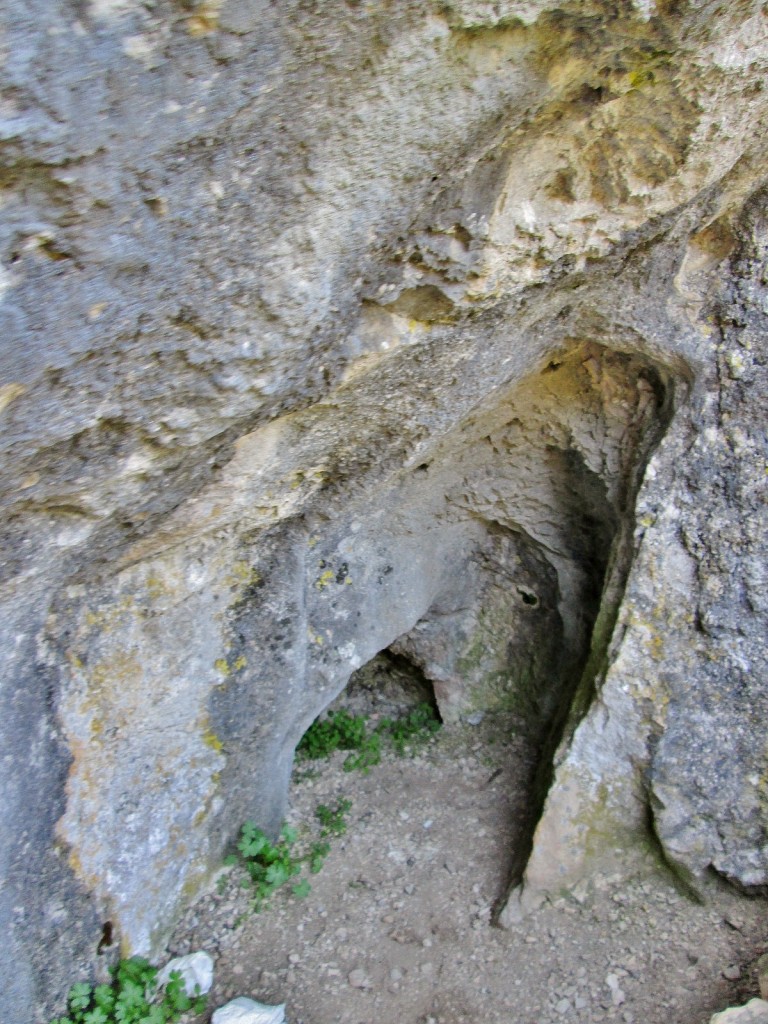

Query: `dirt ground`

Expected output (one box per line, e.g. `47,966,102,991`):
169,663,768,1024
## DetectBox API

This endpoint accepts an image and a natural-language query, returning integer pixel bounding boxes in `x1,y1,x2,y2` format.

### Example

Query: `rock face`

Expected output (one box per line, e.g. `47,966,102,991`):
2,1,768,1019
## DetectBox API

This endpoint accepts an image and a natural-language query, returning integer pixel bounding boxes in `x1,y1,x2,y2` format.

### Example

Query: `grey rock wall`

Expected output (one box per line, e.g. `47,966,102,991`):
2,1,768,1019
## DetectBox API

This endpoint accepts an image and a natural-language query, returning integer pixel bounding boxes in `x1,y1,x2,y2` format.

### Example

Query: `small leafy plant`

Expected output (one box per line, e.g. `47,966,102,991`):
50,957,206,1024
297,709,369,760
341,732,381,772
380,702,442,755
291,878,312,899
315,797,352,837
231,822,305,908
308,839,331,874
228,795,354,908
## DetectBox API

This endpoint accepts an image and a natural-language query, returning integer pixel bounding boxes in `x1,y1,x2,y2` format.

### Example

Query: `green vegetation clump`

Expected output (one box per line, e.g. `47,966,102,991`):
315,797,352,836
297,702,441,771
297,709,369,761
341,732,382,773
229,822,306,908
50,957,206,1024
307,839,331,874
227,805,353,909
379,702,442,755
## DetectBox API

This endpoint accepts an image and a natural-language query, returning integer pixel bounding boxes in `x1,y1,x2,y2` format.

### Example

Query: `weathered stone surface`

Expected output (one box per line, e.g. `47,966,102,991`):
758,953,768,1002
710,999,768,1024
211,996,285,1024
1,1,768,1020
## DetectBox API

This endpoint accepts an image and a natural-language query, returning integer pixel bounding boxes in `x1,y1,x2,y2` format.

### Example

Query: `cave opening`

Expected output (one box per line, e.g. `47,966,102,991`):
333,650,442,728
290,339,675,917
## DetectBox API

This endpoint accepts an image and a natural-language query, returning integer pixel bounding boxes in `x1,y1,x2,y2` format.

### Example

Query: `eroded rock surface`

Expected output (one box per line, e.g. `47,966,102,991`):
1,1,768,1019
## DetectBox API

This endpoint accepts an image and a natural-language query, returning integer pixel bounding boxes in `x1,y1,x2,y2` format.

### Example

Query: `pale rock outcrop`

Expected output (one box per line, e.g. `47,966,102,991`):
710,1000,768,1024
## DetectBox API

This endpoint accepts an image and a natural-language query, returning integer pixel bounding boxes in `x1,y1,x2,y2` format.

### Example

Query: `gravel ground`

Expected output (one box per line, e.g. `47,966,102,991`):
169,669,768,1024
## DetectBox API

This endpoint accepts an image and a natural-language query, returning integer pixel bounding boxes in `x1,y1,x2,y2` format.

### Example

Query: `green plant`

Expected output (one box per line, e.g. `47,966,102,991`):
233,822,303,908
297,709,369,761
297,709,382,772
50,957,206,1024
308,839,331,873
342,732,381,772
380,702,441,755
291,878,312,899
315,797,352,837
297,702,441,772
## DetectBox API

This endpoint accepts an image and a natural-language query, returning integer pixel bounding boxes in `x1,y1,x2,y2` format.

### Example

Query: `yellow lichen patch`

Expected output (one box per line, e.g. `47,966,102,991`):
229,561,255,583
56,745,107,892
76,650,143,745
214,653,247,676
0,382,26,415
83,594,136,630
202,730,223,753
145,575,172,601
647,633,664,660
180,864,210,903
224,561,262,600
315,569,335,590
186,1,221,36
85,651,141,699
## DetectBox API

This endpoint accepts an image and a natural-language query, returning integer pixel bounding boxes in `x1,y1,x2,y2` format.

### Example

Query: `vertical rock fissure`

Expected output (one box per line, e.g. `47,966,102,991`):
499,358,680,909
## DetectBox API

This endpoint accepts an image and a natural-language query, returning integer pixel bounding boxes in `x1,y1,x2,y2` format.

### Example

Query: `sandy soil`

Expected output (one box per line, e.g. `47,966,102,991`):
169,669,768,1024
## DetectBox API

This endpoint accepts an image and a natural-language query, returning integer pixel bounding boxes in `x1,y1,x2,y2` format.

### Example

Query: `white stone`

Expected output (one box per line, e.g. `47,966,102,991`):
710,1001,768,1024
211,997,286,1024
157,951,214,997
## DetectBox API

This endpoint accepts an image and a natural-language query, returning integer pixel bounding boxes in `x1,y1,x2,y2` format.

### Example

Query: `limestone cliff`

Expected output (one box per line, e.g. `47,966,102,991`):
2,1,768,1019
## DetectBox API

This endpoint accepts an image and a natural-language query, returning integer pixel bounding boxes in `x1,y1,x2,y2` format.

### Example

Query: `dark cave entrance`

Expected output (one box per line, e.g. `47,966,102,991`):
335,650,442,727
293,341,677,912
